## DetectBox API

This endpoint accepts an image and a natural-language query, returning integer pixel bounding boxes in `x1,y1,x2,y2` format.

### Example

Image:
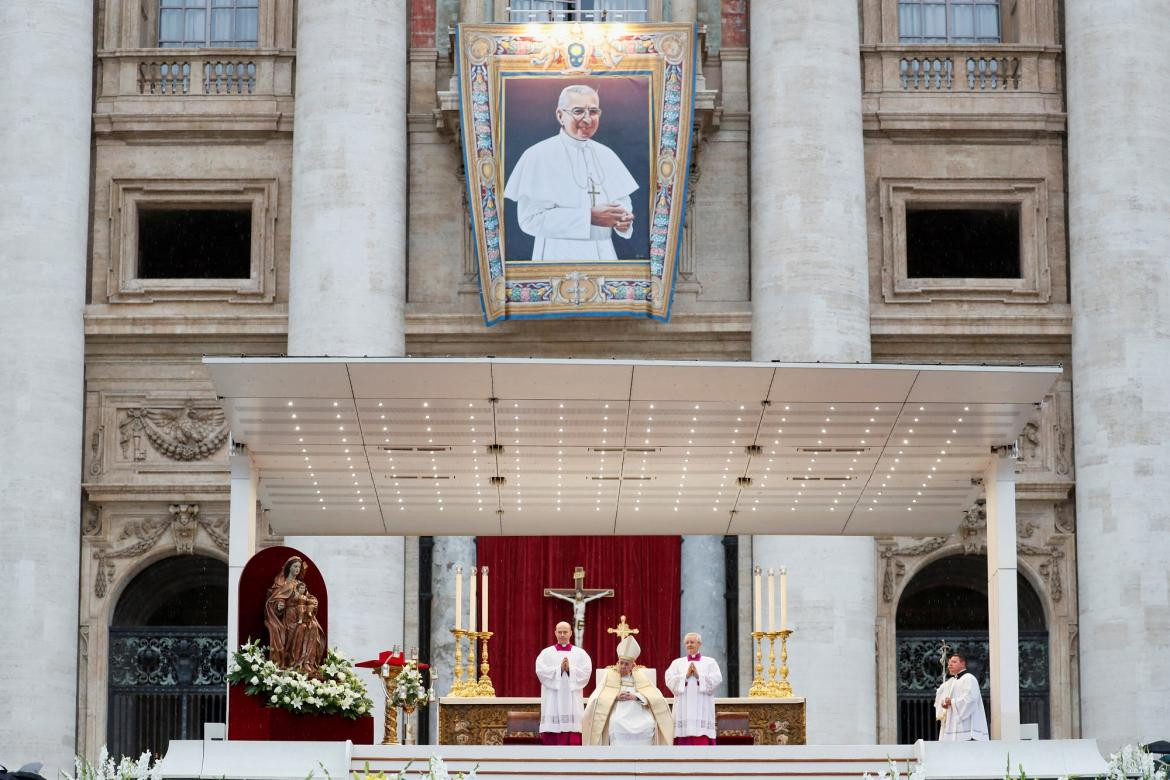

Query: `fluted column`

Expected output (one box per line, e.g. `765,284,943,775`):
285,0,409,741
749,2,876,744
1066,1,1170,749
0,2,93,772
288,0,407,356
750,3,870,362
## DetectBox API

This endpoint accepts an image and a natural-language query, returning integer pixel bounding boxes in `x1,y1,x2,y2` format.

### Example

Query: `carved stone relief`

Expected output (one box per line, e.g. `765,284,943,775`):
1016,381,1074,481
117,402,228,462
91,503,229,597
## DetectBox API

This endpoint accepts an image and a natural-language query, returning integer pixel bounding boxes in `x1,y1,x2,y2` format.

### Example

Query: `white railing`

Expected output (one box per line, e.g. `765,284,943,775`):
864,45,1060,95
99,49,292,99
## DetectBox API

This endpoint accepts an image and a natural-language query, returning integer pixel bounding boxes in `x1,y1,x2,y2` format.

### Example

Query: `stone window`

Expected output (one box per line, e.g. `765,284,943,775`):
879,178,1049,303
507,0,648,22
137,208,253,279
108,178,277,303
898,0,1001,43
159,0,259,48
905,205,1020,279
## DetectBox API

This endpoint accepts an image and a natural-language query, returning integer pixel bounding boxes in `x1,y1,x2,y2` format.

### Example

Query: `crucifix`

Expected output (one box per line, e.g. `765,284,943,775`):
544,566,613,643
586,176,601,207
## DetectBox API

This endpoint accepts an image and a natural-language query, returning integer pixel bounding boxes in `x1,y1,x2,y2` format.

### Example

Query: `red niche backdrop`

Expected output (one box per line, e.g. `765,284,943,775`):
237,545,329,651
476,536,681,698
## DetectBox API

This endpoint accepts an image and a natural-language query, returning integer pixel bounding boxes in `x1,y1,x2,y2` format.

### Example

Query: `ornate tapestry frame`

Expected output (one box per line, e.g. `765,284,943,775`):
456,22,698,324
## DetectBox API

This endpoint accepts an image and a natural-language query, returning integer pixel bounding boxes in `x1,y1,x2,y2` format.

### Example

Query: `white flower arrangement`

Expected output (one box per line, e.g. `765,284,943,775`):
351,755,477,780
227,639,373,719
1104,744,1169,780
863,757,925,780
63,747,161,780
389,663,431,709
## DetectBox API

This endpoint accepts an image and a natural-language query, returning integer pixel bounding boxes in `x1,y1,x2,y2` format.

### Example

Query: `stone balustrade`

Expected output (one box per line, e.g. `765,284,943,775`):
861,44,1064,133
95,49,294,134
864,45,1060,94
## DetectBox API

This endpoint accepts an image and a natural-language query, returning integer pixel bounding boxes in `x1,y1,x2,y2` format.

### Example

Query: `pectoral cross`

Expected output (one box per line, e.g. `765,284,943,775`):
544,566,613,643
587,176,601,207
607,615,639,641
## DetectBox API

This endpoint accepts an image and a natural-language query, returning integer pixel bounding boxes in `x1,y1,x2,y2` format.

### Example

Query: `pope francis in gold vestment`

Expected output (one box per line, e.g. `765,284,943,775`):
581,636,673,746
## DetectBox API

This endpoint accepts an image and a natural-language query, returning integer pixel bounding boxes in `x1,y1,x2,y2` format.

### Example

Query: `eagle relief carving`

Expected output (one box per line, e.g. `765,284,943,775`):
119,401,228,461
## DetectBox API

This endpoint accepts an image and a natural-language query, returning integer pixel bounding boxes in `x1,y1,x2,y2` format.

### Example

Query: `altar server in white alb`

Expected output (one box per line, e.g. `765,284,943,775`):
938,652,989,741
503,84,639,261
665,632,722,745
535,621,592,745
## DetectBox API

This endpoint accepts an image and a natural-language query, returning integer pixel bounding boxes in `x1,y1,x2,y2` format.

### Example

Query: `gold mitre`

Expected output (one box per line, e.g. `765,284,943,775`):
616,635,641,661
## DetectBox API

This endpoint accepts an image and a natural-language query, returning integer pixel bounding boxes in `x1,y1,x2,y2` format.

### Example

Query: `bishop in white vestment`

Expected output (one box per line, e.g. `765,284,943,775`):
938,653,989,741
582,636,673,746
535,621,592,745
503,84,639,262
665,632,722,745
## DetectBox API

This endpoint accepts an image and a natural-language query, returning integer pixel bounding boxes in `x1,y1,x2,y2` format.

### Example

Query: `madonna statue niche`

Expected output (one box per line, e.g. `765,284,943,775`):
229,546,373,743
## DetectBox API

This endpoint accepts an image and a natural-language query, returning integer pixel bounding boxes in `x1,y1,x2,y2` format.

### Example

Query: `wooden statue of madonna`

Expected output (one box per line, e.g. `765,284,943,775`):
264,555,326,674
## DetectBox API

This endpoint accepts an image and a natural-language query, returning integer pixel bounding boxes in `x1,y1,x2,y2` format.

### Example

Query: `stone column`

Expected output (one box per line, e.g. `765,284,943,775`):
459,0,485,23
680,536,727,695
284,0,410,741
1066,1,1170,749
749,2,870,362
0,2,92,773
428,536,477,741
287,0,407,357
749,2,876,744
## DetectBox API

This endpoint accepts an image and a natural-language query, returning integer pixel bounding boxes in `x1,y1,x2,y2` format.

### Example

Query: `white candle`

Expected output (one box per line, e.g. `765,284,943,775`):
780,566,788,631
481,566,489,633
454,565,463,631
767,568,775,632
469,566,477,633
753,566,762,632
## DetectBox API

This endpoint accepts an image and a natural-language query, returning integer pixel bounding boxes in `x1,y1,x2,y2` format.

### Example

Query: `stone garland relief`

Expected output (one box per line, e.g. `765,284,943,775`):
92,503,229,598
880,500,1070,604
118,402,228,462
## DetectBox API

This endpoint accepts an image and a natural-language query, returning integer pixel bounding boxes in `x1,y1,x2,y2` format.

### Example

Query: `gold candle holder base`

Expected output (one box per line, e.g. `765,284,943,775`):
475,631,496,697
748,631,770,697
449,628,478,696
771,629,795,697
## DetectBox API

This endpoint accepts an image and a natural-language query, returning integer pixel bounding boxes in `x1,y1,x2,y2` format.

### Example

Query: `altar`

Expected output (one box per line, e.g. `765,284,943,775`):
437,696,806,746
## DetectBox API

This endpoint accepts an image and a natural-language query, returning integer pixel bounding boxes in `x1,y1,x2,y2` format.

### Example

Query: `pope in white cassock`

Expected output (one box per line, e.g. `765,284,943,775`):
535,621,592,745
665,632,722,745
503,84,639,261
937,653,989,741
582,635,674,745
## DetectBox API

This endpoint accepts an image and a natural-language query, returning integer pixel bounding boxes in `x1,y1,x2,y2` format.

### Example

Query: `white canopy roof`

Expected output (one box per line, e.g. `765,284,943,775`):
205,357,1060,537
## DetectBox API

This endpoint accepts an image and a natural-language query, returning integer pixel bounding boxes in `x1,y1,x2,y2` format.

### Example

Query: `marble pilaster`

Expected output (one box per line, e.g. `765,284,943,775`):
428,536,477,741
679,535,728,695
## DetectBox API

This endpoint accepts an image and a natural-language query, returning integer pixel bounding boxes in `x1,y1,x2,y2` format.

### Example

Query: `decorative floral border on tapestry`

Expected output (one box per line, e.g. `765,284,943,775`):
457,23,697,325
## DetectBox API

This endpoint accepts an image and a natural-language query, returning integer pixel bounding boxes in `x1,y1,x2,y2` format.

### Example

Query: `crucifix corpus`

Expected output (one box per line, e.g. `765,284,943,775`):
544,566,613,643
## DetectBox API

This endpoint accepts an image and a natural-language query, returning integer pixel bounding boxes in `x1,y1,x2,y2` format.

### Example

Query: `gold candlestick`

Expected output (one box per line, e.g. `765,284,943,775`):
775,628,794,697
748,630,769,697
450,628,478,696
475,631,496,697
465,628,478,693
765,631,781,696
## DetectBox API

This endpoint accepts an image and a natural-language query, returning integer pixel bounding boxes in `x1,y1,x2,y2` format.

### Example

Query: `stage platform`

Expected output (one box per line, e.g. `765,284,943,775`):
158,740,1107,780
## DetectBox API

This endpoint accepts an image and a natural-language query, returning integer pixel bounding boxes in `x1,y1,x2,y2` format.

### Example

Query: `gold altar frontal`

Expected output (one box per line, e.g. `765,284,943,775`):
438,697,806,746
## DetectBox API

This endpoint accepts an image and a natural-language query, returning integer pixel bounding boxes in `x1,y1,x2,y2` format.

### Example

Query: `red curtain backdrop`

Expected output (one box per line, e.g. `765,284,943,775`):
475,536,681,698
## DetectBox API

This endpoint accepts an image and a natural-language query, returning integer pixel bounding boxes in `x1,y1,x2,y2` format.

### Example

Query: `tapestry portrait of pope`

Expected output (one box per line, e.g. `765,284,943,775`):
502,75,652,263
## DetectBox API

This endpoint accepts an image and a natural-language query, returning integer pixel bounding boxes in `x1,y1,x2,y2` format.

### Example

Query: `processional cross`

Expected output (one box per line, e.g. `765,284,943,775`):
544,566,613,642
939,639,952,683
607,615,639,641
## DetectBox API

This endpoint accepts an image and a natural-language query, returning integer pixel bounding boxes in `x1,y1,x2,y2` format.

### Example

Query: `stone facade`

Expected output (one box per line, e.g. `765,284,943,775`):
11,0,1170,768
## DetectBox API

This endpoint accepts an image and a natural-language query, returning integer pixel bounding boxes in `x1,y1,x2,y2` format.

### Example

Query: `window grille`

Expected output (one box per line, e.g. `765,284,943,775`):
898,0,1001,44
507,0,648,22
160,0,259,48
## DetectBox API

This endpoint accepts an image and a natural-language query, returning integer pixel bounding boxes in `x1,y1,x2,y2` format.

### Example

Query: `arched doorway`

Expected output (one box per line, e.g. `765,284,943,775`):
108,555,228,757
895,555,1049,743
